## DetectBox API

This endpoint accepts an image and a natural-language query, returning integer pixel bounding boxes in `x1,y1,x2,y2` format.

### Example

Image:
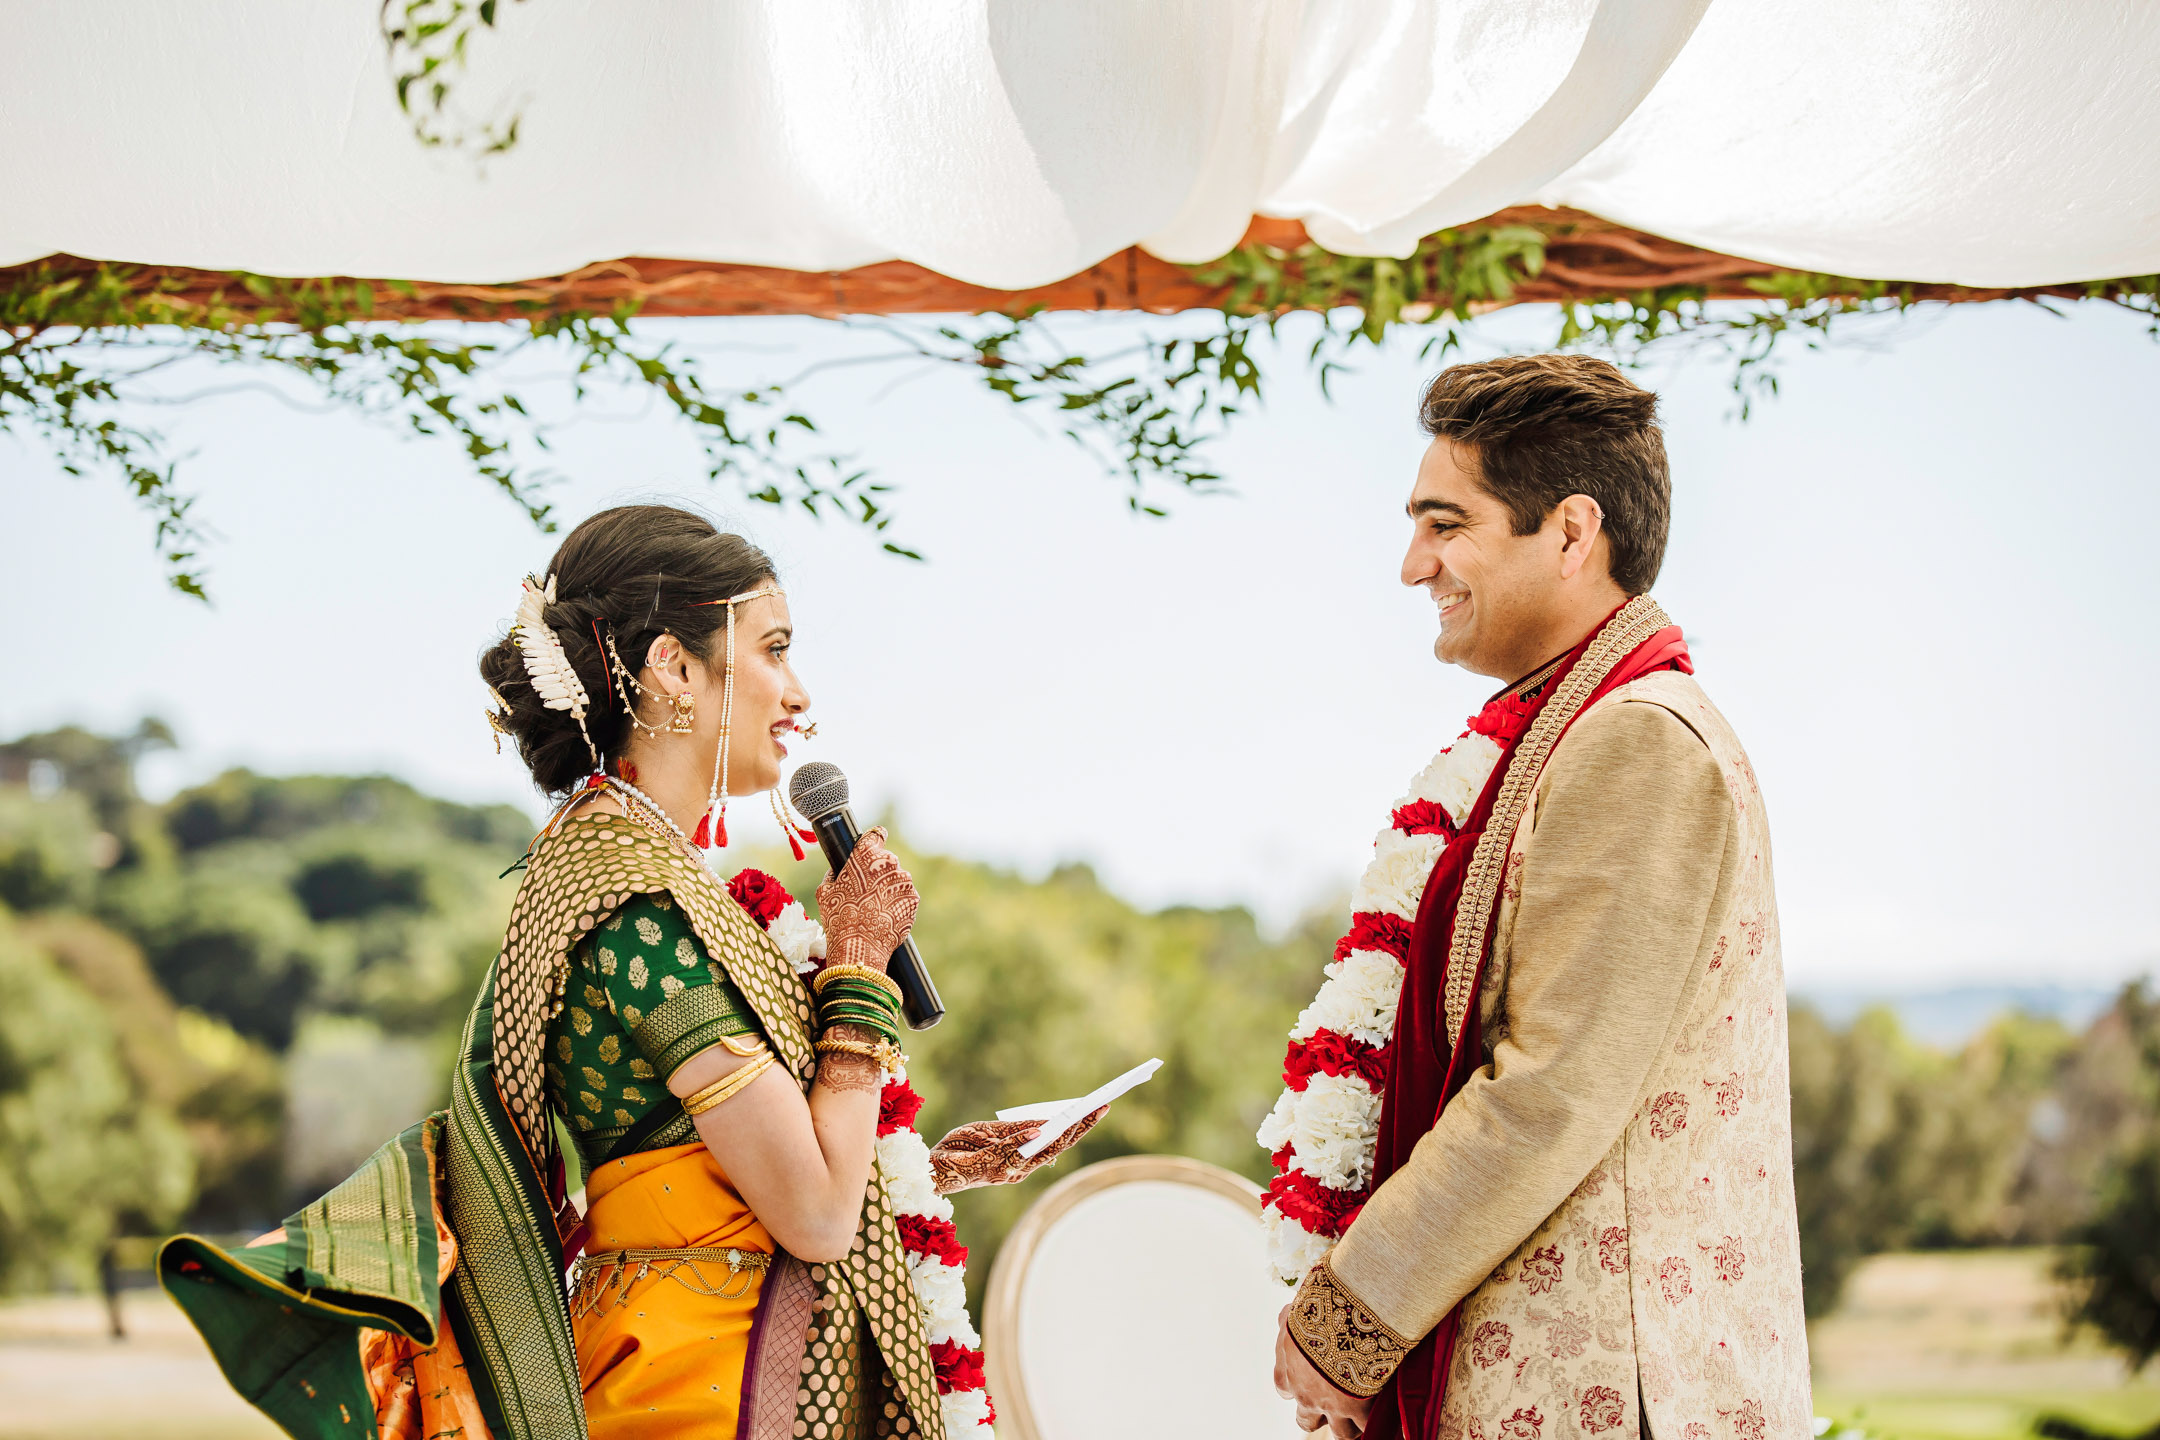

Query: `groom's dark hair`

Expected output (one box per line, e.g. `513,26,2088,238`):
1418,355,1670,594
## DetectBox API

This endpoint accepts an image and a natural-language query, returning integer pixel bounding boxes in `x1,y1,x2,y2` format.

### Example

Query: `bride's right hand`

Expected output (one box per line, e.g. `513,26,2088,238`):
814,828,918,973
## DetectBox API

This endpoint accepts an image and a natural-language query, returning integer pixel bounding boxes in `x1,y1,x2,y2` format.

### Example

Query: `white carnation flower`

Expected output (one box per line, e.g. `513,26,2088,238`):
768,901,827,973
1255,1089,1297,1152
1408,732,1504,825
943,1388,995,1433
875,1130,951,1220
1261,1206,1334,1284
910,1254,978,1344
1349,827,1448,920
1288,1073,1382,1190
1293,950,1404,1048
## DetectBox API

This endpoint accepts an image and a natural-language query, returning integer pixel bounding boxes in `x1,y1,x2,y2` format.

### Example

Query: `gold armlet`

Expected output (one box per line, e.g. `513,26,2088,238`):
719,1033,768,1058
682,1052,776,1116
813,1035,906,1074
811,963,902,1003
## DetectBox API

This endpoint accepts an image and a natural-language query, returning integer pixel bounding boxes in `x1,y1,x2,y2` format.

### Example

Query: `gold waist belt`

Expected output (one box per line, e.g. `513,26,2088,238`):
568,1245,773,1319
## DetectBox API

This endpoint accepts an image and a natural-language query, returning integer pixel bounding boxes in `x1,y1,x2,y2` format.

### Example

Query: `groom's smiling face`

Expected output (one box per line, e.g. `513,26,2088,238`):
1400,438,1559,678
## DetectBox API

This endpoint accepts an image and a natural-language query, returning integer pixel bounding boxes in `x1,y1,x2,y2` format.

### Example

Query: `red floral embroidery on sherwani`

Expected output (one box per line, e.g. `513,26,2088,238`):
1350,606,1695,1440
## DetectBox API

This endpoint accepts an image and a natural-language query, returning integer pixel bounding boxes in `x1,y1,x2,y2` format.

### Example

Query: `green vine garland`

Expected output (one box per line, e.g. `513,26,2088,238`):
6,230,2157,597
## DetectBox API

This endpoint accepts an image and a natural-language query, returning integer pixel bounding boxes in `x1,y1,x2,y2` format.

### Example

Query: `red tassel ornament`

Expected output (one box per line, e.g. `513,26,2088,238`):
692,810,713,848
786,828,806,861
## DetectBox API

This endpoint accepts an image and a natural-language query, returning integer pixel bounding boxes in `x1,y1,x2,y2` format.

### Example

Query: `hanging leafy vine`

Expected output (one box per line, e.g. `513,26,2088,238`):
380,0,527,155
0,261,892,596
8,225,2158,598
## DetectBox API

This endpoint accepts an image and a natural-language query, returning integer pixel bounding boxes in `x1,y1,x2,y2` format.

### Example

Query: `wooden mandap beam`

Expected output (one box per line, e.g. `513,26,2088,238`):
5,209,2097,324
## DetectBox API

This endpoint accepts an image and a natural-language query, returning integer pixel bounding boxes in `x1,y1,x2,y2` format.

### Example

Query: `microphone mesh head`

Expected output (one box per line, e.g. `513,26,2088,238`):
788,761,850,821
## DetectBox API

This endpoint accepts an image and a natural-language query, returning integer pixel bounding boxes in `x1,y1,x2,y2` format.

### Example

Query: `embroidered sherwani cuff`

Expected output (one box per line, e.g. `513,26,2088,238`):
1288,1257,1415,1399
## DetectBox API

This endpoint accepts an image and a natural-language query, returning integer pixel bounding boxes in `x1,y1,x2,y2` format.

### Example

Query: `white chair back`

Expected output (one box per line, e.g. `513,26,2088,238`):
982,1156,1308,1440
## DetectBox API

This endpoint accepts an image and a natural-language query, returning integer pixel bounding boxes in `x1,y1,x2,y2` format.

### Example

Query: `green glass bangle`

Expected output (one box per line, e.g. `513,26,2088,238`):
818,1006,901,1043
817,984,900,1018
816,987,900,1021
820,1002,900,1031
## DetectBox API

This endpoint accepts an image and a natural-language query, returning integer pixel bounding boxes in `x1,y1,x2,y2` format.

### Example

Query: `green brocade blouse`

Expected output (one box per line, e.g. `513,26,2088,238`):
547,891,764,1168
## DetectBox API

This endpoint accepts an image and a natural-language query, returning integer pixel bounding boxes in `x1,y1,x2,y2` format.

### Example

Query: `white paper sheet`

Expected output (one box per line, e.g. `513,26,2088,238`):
1000,1058,1163,1159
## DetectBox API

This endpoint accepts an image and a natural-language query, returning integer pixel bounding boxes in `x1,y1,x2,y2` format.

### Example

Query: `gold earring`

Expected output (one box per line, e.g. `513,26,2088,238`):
669,692,696,734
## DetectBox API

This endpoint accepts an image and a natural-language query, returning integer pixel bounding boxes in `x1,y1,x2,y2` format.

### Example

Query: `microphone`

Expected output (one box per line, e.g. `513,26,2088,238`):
788,762,944,1031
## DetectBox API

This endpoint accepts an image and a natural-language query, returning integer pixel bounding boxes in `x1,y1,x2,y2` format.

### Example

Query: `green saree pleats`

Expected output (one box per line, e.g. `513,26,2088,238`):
158,1113,441,1439
159,973,583,1440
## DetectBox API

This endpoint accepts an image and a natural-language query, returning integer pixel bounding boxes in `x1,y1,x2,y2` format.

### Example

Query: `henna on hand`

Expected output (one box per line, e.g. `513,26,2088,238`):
927,1107,1105,1195
815,828,918,974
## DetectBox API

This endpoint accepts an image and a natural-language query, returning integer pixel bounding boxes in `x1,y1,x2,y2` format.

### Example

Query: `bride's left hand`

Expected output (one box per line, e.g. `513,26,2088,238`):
927,1107,1106,1195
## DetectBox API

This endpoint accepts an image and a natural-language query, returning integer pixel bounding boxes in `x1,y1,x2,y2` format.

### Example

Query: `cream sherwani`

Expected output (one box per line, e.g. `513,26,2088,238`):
1297,670,1811,1440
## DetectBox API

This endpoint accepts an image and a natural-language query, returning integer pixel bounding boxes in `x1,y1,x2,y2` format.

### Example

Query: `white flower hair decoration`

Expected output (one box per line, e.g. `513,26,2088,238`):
512,573,597,768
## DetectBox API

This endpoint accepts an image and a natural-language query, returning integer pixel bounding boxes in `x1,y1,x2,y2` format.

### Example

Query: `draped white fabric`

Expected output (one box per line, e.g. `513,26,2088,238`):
5,1,2155,289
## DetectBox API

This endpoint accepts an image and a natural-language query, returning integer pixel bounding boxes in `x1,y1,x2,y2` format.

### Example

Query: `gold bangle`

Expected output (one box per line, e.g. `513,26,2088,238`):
813,1036,906,1074
682,1052,775,1116
719,1033,767,1058
811,963,902,1003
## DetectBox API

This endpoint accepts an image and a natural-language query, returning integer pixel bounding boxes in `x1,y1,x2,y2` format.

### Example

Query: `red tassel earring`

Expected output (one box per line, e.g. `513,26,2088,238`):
770,789,808,861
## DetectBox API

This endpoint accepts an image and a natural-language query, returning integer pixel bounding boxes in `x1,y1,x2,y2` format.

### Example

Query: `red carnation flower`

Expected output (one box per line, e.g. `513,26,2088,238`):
1269,1142,1295,1174
1333,912,1413,963
1283,1032,1390,1092
1467,696,1536,746
1389,798,1456,837
930,1339,988,1395
725,868,791,928
1264,1170,1367,1237
878,1078,925,1137
897,1212,969,1267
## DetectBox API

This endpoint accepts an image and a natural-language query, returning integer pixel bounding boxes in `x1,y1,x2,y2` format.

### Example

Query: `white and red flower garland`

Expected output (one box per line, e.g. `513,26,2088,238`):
726,869,996,1435
1255,718,1511,1284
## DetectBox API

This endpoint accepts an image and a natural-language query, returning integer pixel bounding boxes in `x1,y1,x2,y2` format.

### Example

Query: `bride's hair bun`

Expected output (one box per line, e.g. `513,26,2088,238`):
479,505,775,795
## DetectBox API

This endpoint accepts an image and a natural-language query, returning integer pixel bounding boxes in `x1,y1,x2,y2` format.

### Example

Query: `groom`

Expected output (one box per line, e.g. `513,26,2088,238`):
1273,357,1810,1439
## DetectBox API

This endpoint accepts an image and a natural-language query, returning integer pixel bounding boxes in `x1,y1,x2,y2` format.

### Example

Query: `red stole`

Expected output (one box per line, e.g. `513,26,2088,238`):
1362,603,1691,1440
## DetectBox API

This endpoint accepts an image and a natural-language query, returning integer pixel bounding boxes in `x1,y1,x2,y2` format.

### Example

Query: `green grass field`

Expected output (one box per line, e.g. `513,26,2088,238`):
1810,1250,2159,1440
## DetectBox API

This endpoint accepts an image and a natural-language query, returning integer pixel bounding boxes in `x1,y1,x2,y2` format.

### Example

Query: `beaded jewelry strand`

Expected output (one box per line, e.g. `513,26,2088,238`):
690,582,784,848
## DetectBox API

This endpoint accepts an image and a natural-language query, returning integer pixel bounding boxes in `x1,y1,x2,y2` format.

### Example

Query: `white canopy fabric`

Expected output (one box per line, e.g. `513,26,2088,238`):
6,1,2156,291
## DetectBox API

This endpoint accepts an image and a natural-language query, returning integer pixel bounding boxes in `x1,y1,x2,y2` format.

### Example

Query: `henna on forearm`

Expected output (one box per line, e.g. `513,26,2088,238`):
815,1053,883,1093
814,1021,886,1095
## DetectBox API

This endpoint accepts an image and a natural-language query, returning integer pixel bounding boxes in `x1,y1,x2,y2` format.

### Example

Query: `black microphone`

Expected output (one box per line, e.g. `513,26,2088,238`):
788,762,944,1030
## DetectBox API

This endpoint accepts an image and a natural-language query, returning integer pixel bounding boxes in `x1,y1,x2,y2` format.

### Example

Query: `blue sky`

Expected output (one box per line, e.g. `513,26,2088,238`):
4,299,2155,991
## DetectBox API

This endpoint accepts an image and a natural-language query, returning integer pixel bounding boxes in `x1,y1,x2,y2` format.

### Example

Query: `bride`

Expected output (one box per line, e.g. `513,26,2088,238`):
162,504,1096,1440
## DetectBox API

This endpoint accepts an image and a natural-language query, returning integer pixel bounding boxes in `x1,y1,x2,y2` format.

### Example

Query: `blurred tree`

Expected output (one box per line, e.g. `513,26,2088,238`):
23,912,287,1229
0,913,192,1291
0,786,104,912
2015,985,2160,1241
101,863,321,1048
0,719,174,833
2059,982,2160,1370
164,769,529,853
1908,1010,2076,1245
94,772,529,1047
1788,1004,1943,1316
